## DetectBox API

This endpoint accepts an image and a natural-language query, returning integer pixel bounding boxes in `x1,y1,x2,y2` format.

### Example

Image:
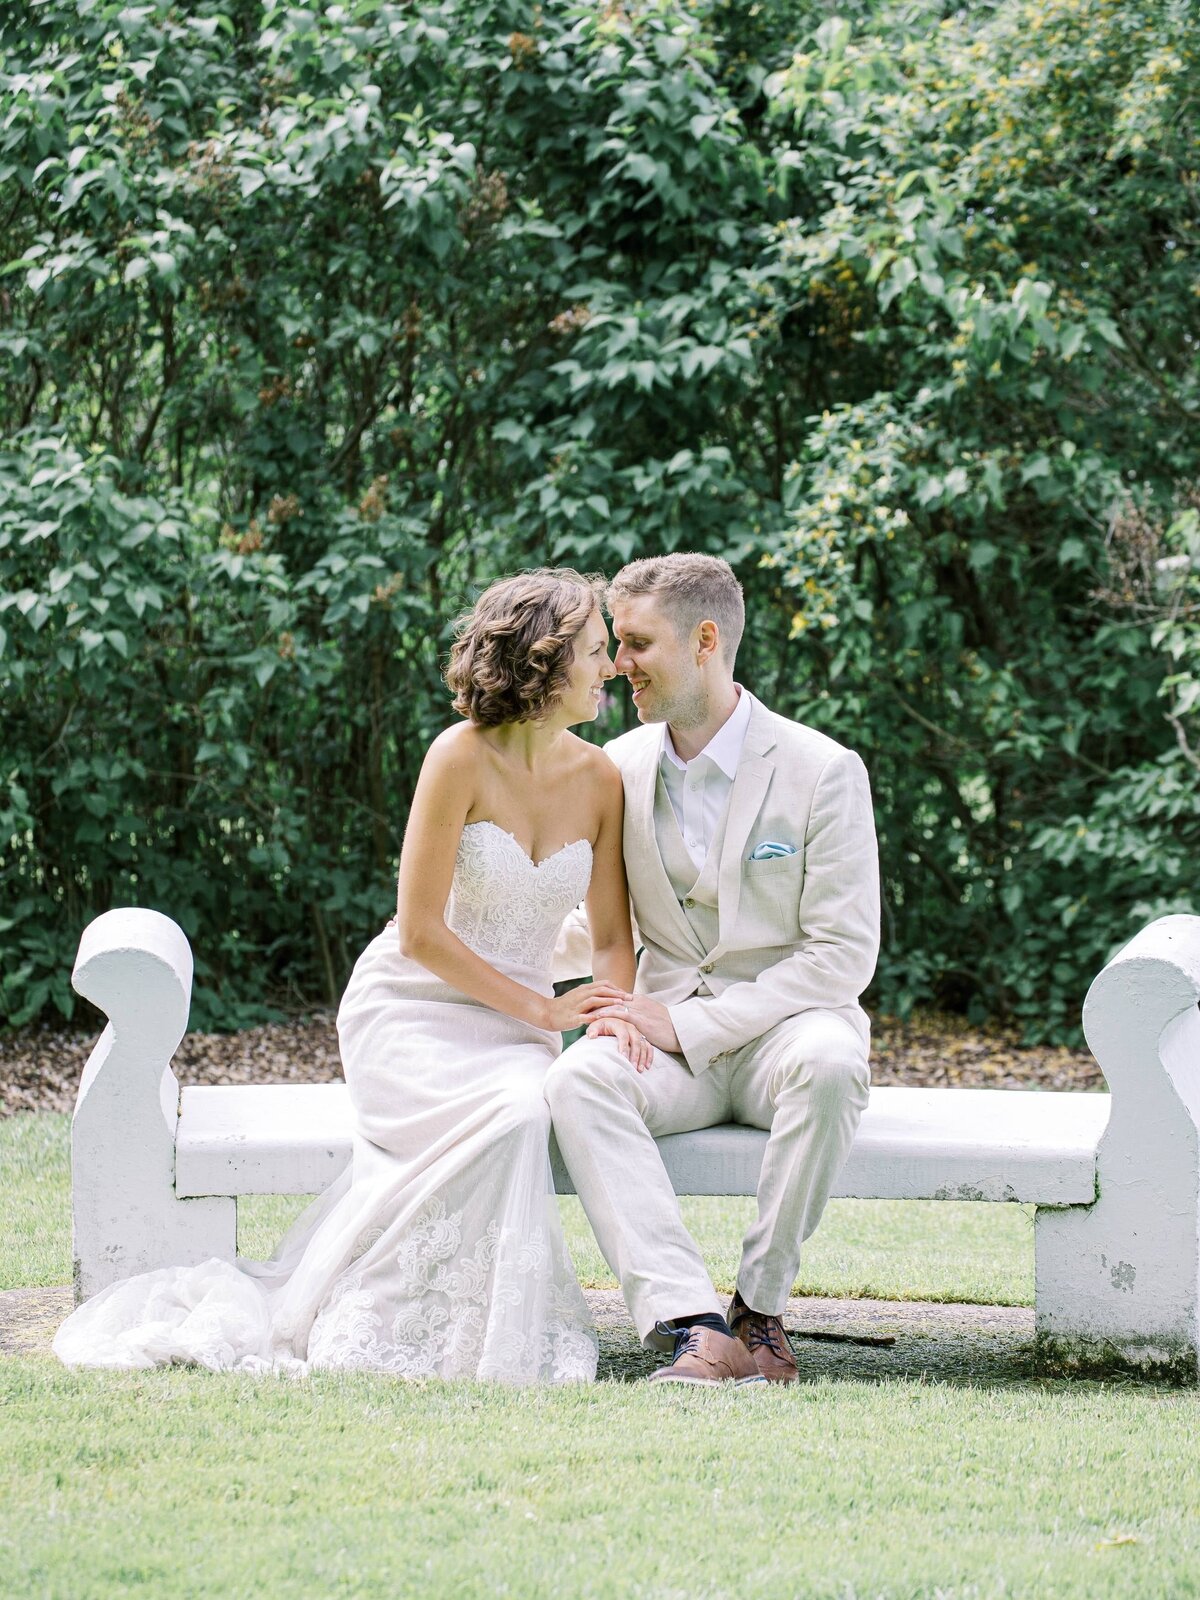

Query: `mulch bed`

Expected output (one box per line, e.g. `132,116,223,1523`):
0,1008,1102,1119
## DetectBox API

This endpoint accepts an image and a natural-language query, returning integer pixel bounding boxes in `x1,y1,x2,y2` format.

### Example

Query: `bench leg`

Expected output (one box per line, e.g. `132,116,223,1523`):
1034,1196,1198,1383
73,1117,236,1301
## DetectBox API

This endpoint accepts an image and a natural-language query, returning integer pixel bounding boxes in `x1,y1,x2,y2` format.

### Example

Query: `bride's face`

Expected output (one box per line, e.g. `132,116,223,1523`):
558,607,615,725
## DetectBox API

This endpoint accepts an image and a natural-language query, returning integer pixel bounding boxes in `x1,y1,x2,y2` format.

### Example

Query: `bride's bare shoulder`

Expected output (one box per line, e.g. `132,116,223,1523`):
565,734,622,794
422,721,488,777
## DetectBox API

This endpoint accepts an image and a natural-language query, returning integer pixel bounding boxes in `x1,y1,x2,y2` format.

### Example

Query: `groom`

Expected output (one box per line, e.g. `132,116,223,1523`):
546,553,879,1386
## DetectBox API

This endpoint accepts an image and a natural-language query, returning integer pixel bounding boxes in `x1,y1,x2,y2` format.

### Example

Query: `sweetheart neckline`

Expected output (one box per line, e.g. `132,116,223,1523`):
462,819,592,871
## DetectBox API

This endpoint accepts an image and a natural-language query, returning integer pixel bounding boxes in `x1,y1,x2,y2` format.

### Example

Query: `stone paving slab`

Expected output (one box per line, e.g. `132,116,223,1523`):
0,1286,73,1358
2,1284,1034,1383
589,1290,1034,1384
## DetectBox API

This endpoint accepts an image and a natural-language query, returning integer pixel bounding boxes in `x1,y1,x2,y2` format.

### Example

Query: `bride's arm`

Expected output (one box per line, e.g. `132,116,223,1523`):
394,731,626,1031
582,754,637,993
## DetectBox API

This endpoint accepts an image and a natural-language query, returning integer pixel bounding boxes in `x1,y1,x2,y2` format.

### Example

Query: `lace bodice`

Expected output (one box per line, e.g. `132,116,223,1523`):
445,821,592,975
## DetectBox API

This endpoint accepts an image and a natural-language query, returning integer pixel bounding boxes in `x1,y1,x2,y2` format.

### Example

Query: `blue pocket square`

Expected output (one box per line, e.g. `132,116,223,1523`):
749,840,797,861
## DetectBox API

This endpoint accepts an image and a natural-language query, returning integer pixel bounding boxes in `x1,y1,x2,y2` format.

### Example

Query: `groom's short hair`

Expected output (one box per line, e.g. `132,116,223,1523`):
607,553,744,665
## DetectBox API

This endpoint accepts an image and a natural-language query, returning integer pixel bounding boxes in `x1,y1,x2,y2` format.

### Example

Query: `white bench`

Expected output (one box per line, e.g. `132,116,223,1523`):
67,910,1200,1381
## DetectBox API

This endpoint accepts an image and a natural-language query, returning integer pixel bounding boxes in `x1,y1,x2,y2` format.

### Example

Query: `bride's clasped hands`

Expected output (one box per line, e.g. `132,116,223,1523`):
542,983,654,1073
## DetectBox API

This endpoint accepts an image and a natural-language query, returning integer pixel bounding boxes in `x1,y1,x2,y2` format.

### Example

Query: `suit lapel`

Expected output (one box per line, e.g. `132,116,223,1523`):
714,698,777,953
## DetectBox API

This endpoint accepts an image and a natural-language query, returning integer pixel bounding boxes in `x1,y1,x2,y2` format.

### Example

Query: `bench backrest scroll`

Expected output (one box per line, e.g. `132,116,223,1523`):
69,907,195,1294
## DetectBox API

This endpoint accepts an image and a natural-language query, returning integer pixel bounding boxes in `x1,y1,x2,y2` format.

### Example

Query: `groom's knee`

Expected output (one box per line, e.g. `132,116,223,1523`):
763,1016,869,1110
545,1038,635,1114
775,1046,869,1111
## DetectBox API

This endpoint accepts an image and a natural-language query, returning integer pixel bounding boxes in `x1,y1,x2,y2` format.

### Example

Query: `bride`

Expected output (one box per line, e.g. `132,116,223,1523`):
54,567,651,1382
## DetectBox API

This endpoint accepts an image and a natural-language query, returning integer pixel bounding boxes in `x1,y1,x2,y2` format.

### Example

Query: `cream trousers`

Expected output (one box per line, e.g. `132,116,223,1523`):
545,1009,870,1347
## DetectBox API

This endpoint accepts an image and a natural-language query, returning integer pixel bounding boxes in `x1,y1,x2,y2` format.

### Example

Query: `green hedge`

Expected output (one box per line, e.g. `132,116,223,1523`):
1,0,1196,1037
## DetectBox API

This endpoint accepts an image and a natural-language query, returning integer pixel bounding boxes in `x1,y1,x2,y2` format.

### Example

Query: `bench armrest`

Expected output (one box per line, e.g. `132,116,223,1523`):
1084,913,1200,1126
72,908,194,1118
69,909,232,1298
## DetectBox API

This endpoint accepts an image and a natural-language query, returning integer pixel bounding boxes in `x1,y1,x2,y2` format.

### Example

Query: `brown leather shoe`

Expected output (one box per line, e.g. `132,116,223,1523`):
647,1323,765,1387
729,1289,799,1384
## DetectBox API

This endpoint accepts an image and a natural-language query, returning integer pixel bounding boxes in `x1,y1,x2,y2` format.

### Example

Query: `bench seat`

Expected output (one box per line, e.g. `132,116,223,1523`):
175,1082,1110,1206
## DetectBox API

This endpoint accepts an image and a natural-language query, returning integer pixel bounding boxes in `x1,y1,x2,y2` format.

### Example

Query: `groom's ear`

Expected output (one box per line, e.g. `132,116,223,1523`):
694,618,721,666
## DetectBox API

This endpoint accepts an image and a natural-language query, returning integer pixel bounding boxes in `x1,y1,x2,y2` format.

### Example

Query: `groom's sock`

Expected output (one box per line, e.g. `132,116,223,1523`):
672,1311,733,1340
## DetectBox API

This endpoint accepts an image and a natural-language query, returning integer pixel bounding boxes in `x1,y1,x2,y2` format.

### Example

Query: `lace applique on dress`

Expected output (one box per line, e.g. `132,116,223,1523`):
305,1198,595,1383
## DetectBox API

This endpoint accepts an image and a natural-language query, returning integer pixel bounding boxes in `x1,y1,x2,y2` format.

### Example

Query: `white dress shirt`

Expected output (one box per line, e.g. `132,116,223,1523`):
659,686,753,871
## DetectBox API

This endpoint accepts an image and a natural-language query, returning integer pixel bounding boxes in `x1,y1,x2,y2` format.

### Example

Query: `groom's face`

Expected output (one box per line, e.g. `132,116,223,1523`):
611,593,706,729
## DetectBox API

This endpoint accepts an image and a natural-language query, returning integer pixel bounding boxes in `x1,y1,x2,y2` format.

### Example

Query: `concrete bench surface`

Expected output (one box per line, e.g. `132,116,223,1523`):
175,1081,1111,1205
68,908,1200,1381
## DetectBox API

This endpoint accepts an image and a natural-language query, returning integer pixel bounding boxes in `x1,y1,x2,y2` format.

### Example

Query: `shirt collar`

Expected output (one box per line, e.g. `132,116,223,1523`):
660,686,752,779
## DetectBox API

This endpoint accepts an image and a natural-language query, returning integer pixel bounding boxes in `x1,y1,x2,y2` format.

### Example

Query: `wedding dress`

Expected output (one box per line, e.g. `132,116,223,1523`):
53,820,599,1383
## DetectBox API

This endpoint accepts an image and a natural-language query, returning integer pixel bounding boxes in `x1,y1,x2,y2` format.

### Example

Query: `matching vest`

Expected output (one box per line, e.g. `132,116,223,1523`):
652,769,731,974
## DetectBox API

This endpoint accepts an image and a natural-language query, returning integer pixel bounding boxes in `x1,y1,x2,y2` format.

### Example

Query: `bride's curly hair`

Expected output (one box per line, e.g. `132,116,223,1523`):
445,567,607,727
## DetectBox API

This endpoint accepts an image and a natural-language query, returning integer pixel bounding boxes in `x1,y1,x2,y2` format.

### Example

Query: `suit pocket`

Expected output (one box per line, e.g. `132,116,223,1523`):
746,852,801,875
743,852,805,925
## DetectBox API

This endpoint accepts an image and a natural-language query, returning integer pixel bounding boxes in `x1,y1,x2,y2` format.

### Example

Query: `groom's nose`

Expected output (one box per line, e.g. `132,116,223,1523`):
614,640,633,675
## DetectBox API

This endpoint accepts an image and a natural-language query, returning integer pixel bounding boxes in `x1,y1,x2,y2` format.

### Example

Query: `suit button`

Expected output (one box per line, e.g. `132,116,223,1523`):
683,897,695,908
700,961,713,973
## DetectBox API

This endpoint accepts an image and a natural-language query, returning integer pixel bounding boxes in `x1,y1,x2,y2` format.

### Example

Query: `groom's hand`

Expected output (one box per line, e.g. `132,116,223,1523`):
591,995,680,1055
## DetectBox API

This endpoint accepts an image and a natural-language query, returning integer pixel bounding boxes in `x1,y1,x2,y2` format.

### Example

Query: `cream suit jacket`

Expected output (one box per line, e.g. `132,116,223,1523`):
557,692,880,1076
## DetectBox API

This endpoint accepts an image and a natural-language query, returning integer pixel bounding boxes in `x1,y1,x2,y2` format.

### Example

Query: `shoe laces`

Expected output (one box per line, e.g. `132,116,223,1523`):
654,1320,703,1363
736,1310,791,1360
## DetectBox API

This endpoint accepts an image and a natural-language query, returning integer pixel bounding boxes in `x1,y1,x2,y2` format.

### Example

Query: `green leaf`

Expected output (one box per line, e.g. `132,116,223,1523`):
879,257,916,310
916,475,943,507
623,152,659,186
654,36,689,68
814,16,851,59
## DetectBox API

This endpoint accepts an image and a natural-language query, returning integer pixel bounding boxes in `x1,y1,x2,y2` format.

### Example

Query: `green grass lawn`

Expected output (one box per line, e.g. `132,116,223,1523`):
3,1362,1199,1599
5,1112,1198,1600
1,1111,1034,1304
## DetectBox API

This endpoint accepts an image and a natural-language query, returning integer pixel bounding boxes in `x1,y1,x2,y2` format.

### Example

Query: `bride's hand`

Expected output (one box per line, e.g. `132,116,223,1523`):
542,981,629,1032
585,1016,654,1073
